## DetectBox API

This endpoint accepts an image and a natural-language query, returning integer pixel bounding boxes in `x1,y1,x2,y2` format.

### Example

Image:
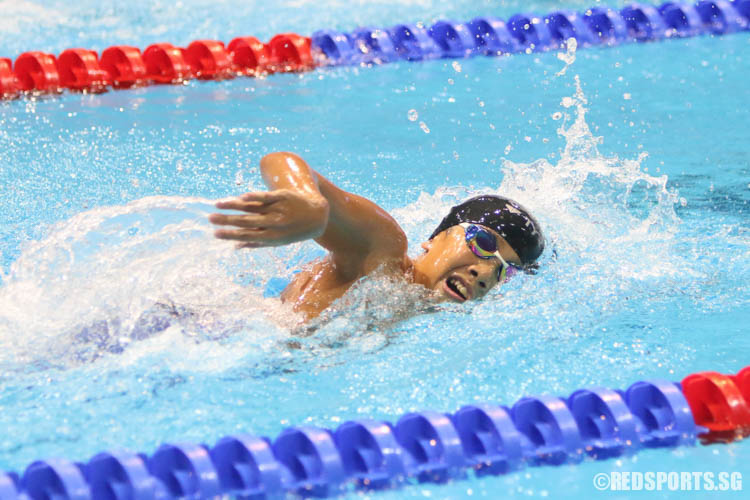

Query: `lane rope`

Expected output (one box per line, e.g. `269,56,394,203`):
1,1,749,100
1,367,748,498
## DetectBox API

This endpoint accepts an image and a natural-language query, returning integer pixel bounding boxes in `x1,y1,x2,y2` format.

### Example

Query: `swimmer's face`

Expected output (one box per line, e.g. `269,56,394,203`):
414,225,522,303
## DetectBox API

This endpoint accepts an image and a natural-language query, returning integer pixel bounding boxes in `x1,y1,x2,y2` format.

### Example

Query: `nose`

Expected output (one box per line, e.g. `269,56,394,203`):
468,264,495,291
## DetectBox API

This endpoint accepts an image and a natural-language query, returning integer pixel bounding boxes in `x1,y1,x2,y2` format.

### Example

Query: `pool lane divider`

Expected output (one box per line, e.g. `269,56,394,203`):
0,367,748,499
0,34,313,99
1,1,750,100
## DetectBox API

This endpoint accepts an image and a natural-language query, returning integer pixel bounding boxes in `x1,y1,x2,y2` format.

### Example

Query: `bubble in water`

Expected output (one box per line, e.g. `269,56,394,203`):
451,61,462,73
419,121,430,134
561,97,575,108
407,109,418,122
552,112,563,120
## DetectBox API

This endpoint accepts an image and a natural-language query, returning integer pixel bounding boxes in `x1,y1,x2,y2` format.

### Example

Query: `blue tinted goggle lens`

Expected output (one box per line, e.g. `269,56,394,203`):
473,228,497,253
465,225,498,256
463,224,510,282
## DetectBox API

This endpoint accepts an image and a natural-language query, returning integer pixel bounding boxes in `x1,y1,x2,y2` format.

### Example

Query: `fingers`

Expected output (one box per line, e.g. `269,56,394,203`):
214,191,284,211
213,227,286,246
214,228,264,241
208,213,281,228
239,191,286,203
210,190,295,248
214,199,265,212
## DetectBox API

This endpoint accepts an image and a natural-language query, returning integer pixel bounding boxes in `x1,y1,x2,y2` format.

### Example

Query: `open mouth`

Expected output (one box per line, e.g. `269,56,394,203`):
444,275,470,302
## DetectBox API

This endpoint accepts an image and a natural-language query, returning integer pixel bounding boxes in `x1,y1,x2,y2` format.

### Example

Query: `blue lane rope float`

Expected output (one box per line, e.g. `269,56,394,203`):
311,1,750,67
2,367,749,499
2,2,750,98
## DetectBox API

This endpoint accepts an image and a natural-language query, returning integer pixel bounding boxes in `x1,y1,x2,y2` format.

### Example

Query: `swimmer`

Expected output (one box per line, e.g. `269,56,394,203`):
209,152,544,320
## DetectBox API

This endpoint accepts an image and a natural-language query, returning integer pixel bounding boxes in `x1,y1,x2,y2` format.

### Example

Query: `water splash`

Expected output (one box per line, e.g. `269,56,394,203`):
556,37,577,77
0,196,305,370
387,67,692,358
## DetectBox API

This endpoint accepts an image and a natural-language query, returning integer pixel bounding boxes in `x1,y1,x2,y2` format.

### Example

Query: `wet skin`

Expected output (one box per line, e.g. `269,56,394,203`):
209,152,521,320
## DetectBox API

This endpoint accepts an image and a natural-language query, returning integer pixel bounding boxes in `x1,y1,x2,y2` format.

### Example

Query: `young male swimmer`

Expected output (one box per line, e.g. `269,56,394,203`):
209,152,545,320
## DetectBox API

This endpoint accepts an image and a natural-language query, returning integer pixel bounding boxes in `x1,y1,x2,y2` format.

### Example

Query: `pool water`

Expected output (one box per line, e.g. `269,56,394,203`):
1,1,749,498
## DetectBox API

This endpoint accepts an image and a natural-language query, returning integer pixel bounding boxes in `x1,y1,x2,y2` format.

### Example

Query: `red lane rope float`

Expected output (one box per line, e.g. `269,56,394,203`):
267,33,314,72
184,40,234,80
142,43,192,84
681,371,750,440
734,366,750,402
14,51,60,93
0,57,18,98
56,48,110,92
1,32,312,99
100,46,147,88
227,36,271,75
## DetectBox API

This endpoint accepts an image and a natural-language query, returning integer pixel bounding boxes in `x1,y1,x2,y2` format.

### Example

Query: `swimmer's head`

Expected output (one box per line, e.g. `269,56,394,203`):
430,195,545,268
412,195,544,303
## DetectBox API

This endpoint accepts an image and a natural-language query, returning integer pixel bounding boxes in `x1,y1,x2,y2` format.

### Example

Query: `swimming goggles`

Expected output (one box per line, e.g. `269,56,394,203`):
459,223,518,282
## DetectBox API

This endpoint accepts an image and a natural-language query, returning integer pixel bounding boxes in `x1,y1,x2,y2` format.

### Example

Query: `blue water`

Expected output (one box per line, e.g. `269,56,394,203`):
1,1,749,498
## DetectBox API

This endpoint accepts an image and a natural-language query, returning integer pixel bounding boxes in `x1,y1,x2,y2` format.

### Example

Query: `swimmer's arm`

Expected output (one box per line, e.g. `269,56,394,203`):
210,152,330,247
210,152,407,277
312,166,409,275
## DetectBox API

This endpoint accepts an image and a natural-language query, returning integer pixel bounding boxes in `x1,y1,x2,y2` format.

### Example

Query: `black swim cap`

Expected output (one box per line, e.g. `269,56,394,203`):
429,195,545,267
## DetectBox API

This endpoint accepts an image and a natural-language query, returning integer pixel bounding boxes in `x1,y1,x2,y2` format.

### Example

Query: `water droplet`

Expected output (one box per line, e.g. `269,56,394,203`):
451,61,462,73
552,112,562,120
407,109,418,122
419,121,430,134
623,93,632,100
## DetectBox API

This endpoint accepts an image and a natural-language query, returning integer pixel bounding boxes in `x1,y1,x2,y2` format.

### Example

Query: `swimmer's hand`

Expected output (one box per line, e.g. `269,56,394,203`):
209,190,329,248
